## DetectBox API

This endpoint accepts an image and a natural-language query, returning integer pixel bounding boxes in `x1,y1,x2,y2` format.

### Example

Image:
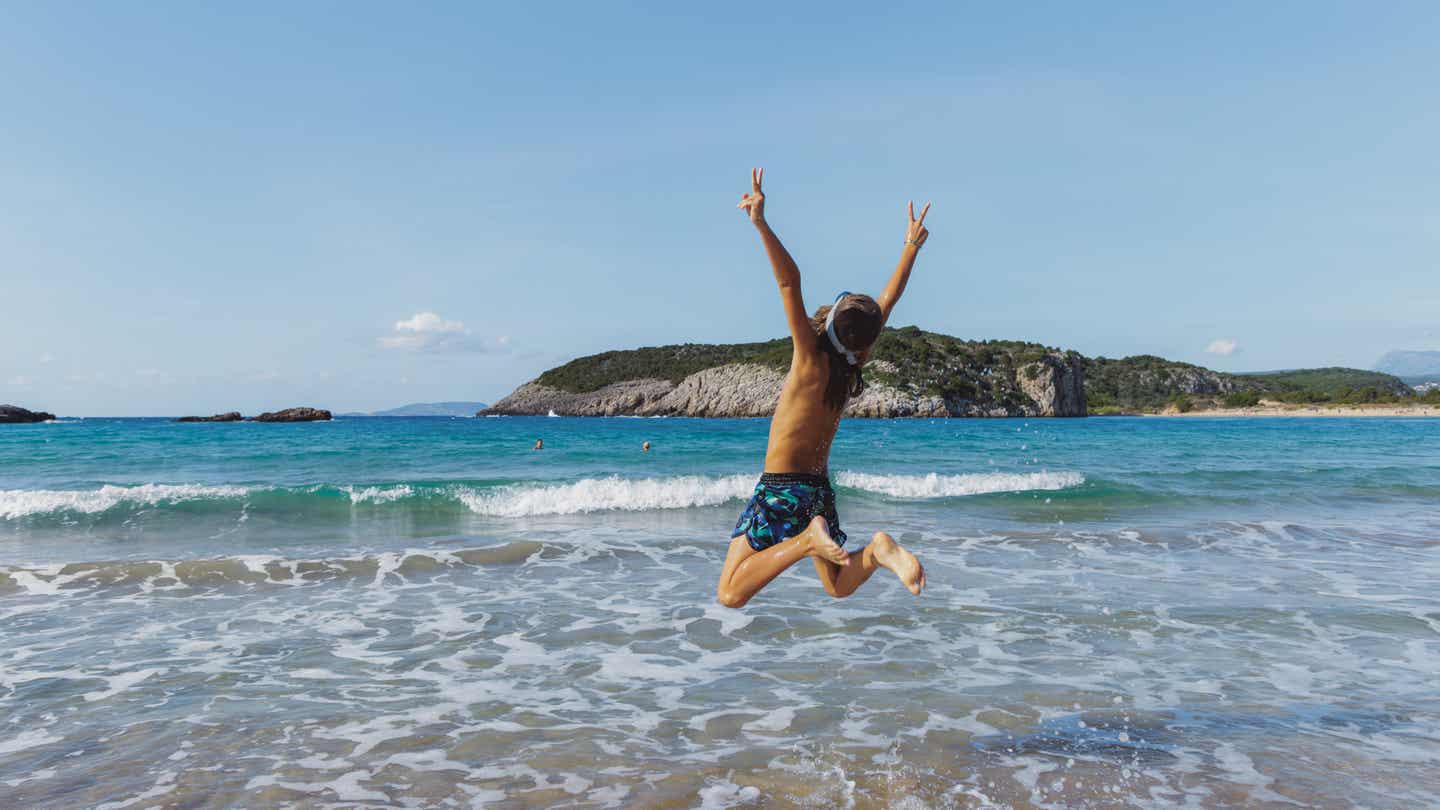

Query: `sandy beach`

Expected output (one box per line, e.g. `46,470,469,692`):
1146,402,1440,418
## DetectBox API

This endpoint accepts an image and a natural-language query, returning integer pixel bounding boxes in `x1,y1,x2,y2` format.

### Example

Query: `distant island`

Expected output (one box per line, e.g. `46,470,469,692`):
343,401,489,417
481,326,1436,418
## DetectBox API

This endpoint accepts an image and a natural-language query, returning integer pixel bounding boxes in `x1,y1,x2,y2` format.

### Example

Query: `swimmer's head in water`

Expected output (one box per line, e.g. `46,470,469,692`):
810,292,883,409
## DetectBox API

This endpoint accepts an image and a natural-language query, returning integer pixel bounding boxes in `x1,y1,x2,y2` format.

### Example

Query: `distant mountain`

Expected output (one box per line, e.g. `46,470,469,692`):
351,401,489,417
1376,350,1440,377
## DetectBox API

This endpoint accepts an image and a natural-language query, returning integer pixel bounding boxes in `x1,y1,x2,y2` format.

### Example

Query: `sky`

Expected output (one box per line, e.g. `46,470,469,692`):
2,2,1438,416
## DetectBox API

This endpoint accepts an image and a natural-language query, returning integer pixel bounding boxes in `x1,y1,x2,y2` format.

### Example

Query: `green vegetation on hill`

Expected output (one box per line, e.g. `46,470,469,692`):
528,330,1428,413
866,326,1070,408
1084,359,1417,411
1084,355,1252,413
536,326,1072,411
537,339,792,392
1234,368,1413,404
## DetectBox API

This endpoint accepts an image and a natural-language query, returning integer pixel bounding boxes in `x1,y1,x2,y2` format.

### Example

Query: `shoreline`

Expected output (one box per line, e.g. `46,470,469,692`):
1142,403,1440,418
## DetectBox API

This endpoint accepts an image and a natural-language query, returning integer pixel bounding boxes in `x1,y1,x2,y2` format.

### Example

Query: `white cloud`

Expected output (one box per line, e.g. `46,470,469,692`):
7,375,32,386
38,353,54,364
1205,339,1239,357
379,311,501,353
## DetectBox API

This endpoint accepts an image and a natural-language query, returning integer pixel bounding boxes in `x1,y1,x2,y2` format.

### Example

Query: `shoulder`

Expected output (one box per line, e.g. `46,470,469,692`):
789,345,829,379
790,329,823,360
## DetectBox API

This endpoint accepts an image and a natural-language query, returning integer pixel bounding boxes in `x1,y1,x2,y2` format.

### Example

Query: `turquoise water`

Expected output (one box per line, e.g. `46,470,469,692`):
2,416,1438,806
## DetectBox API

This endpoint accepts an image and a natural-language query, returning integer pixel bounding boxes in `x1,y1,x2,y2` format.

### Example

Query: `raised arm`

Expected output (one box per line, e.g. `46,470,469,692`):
876,201,931,327
738,168,815,353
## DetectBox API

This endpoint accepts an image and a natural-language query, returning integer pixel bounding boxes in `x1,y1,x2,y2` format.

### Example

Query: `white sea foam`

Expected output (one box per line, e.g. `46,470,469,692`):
343,484,414,504
83,667,164,702
0,470,1085,521
697,779,762,809
456,474,755,517
835,470,1084,498
0,483,251,519
0,728,62,756
455,470,1084,517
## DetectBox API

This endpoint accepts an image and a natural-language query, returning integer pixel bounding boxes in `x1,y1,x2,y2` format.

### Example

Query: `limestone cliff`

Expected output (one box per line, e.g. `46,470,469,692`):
484,347,1089,419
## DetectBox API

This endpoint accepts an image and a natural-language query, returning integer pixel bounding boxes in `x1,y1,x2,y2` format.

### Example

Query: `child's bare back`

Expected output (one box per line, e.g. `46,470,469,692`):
763,355,842,475
715,168,931,608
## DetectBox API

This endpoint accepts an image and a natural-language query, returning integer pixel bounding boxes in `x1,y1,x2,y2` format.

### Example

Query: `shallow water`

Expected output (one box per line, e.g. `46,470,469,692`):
2,416,1438,807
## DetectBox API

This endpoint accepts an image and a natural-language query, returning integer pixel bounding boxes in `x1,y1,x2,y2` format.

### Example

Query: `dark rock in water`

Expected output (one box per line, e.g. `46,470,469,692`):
0,404,56,423
176,412,244,423
253,407,332,423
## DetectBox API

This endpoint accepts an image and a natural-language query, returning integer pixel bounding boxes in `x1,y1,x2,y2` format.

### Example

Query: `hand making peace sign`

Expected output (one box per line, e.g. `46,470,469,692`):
737,167,765,224
906,200,931,249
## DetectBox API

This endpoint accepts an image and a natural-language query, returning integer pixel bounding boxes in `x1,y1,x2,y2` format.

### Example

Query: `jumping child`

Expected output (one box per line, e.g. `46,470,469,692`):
717,168,929,608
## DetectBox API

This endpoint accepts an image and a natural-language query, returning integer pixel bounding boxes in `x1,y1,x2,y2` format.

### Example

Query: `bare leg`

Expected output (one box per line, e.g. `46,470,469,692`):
813,531,925,598
717,516,849,608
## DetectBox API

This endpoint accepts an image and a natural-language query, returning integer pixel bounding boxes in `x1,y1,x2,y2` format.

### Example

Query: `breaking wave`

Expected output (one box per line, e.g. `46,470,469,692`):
0,483,251,520
0,471,1086,521
834,470,1085,498
456,474,755,517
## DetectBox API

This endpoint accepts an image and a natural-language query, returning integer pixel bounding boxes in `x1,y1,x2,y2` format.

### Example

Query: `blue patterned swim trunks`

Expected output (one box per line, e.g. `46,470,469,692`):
732,472,847,552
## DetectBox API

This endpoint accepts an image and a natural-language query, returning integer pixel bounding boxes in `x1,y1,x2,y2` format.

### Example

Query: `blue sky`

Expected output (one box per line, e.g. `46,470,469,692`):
3,2,1438,415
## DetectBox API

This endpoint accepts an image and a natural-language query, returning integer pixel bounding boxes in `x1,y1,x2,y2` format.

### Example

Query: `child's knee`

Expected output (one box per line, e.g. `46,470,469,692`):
716,587,748,609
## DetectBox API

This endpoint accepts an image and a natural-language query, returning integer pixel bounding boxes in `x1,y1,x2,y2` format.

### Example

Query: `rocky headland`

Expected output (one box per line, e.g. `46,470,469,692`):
482,326,1422,418
484,327,1088,418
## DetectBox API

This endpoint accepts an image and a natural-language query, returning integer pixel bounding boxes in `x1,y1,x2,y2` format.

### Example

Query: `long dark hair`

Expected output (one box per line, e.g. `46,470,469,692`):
810,294,883,410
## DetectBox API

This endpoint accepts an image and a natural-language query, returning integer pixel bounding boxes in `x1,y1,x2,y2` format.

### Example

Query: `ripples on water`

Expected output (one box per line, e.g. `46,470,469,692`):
2,416,1439,807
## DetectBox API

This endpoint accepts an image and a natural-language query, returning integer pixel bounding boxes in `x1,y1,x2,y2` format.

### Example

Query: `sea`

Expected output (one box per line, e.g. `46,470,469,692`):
1,415,1437,808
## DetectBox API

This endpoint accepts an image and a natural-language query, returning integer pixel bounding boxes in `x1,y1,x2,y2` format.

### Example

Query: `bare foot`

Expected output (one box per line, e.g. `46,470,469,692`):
870,532,925,594
800,516,849,566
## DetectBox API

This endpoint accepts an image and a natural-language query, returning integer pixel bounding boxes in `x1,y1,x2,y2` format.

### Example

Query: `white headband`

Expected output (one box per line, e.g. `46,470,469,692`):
824,291,859,366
